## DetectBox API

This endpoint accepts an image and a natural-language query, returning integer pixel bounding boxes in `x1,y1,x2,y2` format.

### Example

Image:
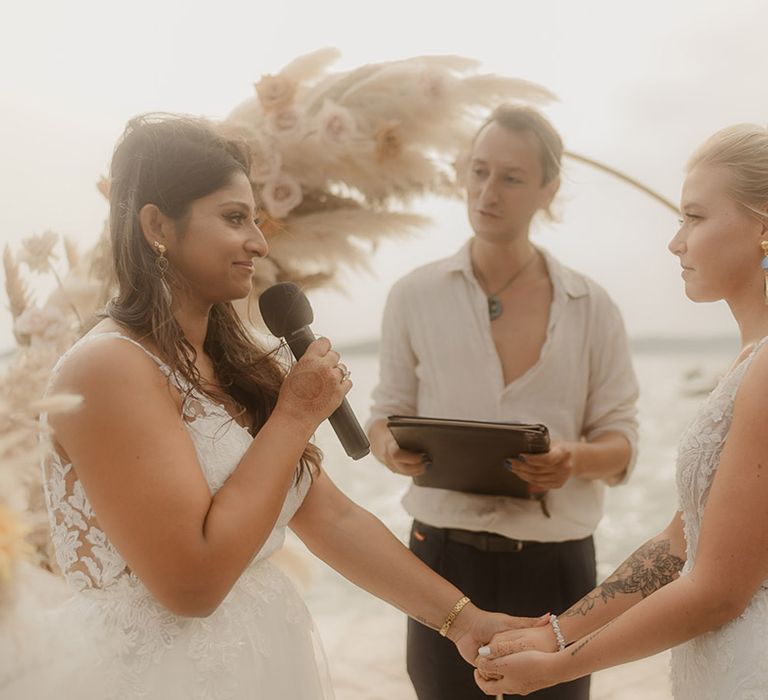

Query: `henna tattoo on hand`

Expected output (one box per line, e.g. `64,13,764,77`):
285,370,325,401
563,538,685,618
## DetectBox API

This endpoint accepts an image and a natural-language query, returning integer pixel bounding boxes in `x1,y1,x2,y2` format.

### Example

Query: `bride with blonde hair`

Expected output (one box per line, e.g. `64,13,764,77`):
474,123,768,699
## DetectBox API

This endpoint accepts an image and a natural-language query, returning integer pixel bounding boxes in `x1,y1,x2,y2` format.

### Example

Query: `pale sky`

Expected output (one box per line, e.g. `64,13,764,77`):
2,0,767,350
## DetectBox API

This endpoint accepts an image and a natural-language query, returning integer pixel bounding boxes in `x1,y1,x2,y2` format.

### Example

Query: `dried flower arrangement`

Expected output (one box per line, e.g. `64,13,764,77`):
1,233,88,604
223,48,557,301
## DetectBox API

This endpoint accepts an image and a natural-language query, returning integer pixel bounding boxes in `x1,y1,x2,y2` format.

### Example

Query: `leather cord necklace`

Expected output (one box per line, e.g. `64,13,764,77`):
474,249,538,321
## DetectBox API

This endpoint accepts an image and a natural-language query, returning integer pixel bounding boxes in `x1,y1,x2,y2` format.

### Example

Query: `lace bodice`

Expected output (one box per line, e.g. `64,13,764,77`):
675,338,768,566
40,331,309,594
671,337,768,699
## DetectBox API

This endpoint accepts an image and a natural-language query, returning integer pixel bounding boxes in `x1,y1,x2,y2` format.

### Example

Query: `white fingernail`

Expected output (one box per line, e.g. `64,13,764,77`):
478,645,491,657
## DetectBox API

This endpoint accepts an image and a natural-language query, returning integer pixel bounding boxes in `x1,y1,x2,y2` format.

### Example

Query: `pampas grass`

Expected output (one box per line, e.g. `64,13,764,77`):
3,247,30,335
0,231,93,582
63,237,79,271
224,50,557,308
224,48,675,313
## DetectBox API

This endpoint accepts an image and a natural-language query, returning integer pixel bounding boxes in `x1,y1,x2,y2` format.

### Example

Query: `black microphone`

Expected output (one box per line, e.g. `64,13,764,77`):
258,282,371,460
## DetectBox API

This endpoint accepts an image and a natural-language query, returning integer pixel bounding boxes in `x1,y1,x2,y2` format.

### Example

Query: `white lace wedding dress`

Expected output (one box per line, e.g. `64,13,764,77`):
9,332,335,700
670,337,768,699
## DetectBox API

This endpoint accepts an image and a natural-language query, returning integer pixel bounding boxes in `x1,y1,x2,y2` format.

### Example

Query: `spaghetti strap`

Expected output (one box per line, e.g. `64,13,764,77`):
42,331,175,436
48,330,170,380
85,331,167,368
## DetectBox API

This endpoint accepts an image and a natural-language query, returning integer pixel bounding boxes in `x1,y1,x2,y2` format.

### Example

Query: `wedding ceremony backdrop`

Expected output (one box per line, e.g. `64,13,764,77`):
0,48,679,607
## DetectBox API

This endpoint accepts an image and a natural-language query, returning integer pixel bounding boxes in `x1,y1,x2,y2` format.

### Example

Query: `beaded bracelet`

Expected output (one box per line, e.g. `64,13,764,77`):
550,614,566,651
439,595,471,637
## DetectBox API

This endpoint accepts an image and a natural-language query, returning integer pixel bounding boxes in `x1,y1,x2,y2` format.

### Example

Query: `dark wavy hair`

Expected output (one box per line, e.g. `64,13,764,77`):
106,114,320,481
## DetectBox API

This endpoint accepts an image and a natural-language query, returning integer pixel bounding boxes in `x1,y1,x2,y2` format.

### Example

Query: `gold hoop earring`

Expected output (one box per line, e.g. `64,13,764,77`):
761,240,768,305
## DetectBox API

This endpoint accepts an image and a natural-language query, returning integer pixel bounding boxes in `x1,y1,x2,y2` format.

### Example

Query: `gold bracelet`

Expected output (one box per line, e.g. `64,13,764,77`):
439,595,471,637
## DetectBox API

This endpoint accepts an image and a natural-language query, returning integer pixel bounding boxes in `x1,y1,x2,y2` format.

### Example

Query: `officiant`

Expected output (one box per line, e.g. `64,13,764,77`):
366,105,639,700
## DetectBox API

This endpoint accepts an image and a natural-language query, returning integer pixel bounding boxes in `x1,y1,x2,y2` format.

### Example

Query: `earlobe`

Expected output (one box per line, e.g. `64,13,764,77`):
138,204,168,249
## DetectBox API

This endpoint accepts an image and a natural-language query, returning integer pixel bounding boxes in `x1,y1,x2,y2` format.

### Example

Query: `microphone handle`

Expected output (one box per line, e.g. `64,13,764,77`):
284,326,316,359
327,403,371,460
284,327,371,460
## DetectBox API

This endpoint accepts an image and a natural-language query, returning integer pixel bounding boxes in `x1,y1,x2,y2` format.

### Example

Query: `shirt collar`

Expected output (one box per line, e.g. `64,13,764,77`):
446,238,589,300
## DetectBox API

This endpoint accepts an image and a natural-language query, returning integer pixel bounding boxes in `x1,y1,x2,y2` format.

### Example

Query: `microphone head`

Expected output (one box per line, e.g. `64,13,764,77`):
258,282,314,338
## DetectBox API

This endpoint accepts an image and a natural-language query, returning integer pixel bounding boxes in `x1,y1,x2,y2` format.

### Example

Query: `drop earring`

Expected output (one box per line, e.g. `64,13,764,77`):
762,241,768,305
153,241,172,307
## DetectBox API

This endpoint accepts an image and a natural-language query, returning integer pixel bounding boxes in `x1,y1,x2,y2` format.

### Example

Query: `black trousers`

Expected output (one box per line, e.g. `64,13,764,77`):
407,521,596,700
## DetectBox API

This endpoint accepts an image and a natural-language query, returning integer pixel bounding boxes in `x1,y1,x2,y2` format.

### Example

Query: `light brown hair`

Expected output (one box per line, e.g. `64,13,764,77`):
475,104,564,186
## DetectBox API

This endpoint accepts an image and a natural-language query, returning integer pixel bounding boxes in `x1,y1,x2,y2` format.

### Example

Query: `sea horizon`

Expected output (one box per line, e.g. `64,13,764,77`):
0,332,741,363
337,333,741,356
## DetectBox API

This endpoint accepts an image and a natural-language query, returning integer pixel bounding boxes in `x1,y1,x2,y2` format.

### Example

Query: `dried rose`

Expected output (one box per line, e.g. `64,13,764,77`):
254,74,297,113
316,99,356,146
269,108,301,137
376,122,402,160
260,173,303,219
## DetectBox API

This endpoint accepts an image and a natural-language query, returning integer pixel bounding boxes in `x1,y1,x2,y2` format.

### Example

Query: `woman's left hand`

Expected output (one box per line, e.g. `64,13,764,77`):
484,623,559,655
474,649,560,696
450,607,549,665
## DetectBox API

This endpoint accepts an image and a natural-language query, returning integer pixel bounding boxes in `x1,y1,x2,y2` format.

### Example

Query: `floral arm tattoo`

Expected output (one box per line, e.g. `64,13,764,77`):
563,538,685,619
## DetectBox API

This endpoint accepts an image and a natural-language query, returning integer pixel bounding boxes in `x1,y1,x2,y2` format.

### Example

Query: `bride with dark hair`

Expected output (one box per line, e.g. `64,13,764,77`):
2,113,540,700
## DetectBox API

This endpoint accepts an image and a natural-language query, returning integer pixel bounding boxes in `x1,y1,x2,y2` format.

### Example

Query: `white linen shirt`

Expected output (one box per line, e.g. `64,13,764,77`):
368,241,639,542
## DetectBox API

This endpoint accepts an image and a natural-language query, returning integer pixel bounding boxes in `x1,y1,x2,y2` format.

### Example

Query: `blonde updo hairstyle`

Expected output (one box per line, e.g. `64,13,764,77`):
687,124,768,224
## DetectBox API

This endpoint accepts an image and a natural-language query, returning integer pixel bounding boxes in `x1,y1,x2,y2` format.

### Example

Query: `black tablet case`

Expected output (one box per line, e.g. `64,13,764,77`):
387,415,550,499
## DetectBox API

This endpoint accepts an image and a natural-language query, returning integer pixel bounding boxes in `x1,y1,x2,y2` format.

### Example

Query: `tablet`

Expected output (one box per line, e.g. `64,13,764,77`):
387,415,550,500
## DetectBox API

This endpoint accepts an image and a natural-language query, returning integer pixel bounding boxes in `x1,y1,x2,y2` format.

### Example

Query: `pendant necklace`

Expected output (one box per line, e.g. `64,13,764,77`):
475,250,538,321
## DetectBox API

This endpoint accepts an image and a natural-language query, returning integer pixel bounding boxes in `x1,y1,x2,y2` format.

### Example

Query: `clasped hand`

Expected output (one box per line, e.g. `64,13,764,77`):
472,623,562,696
451,608,550,668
